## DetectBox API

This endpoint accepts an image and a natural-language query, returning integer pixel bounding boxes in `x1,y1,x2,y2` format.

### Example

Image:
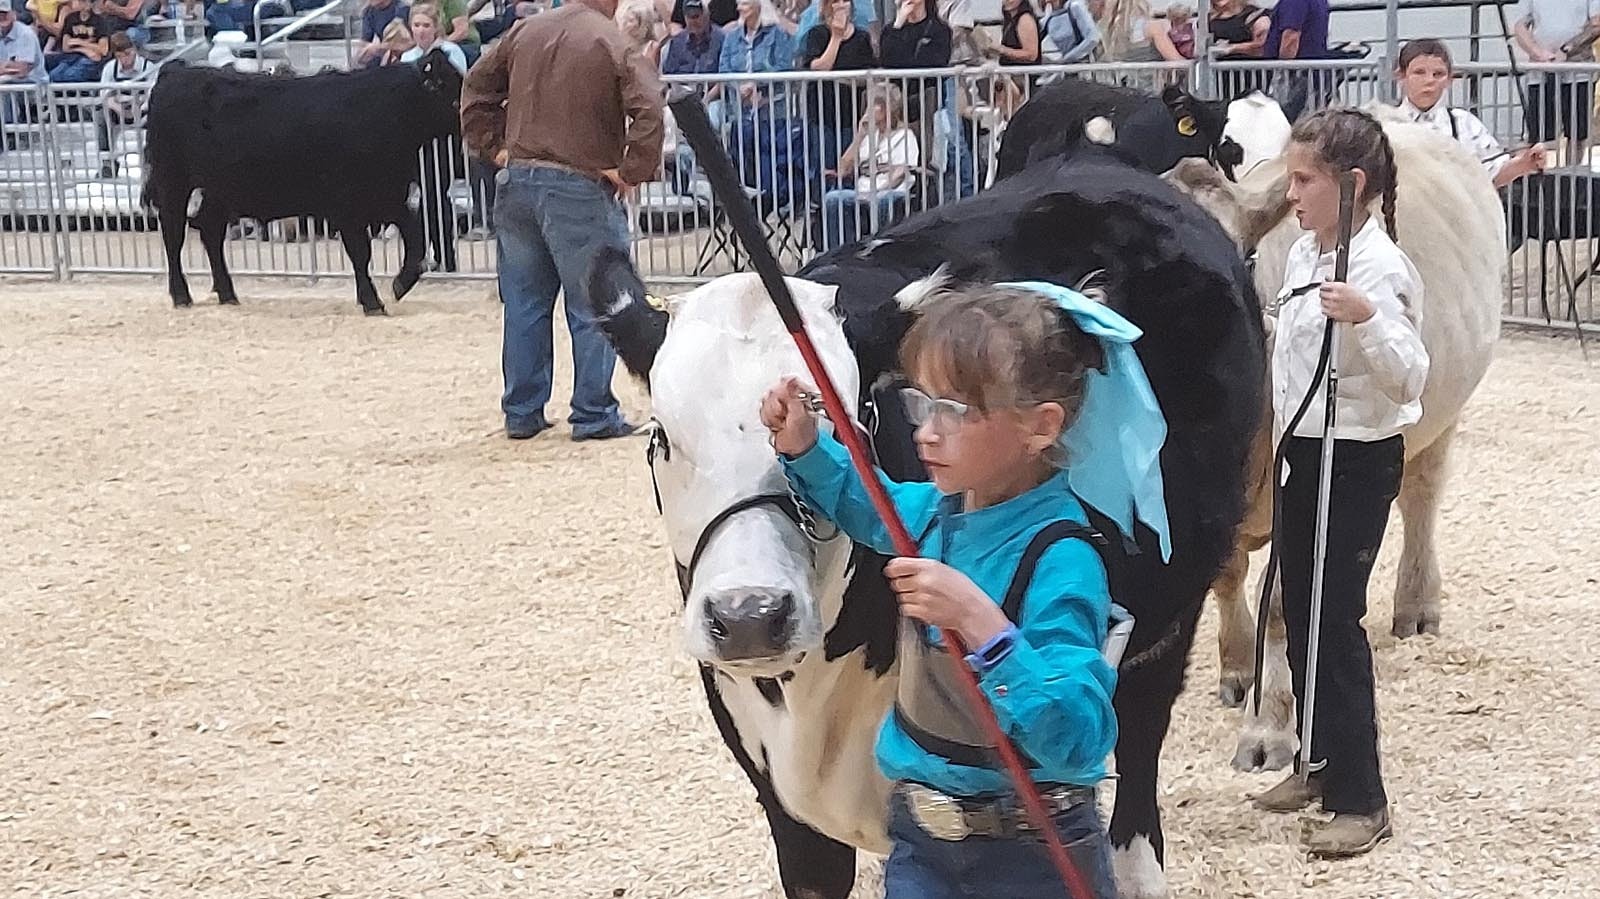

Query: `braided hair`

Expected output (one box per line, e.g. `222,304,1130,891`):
1288,107,1400,241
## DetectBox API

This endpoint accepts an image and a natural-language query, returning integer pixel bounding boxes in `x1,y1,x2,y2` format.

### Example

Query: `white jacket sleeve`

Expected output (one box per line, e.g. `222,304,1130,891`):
1351,270,1429,405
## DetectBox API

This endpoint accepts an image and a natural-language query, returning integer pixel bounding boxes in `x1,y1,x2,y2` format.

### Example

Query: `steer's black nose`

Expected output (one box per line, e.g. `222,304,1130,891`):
705,589,797,661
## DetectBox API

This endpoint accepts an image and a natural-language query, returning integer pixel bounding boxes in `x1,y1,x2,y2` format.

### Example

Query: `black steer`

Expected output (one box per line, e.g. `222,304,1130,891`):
141,52,463,315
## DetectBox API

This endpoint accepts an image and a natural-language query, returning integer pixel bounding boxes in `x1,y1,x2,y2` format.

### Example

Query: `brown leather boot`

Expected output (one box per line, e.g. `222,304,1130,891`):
1304,808,1393,858
1251,773,1322,813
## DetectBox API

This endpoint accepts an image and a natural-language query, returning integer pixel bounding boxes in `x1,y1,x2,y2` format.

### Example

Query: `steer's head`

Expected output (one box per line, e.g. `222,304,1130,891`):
588,249,860,676
416,47,465,125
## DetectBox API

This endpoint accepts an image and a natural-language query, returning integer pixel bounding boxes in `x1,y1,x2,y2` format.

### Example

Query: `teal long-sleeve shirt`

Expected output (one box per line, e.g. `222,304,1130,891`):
781,431,1119,798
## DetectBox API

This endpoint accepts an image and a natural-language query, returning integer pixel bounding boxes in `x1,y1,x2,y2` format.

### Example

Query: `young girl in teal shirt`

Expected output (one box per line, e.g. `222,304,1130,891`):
760,280,1171,898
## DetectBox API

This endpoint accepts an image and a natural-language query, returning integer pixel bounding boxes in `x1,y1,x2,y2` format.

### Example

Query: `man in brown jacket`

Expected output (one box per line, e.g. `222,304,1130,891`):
462,0,664,441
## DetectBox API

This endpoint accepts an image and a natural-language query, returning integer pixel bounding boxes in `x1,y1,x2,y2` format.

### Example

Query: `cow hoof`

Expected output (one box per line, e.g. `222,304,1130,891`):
1218,673,1250,708
172,298,193,309
218,297,240,306
1231,729,1297,772
392,271,421,301
362,305,389,317
1390,610,1440,639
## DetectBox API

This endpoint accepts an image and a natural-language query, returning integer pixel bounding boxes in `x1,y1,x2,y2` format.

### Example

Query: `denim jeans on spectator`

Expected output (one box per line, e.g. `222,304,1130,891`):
818,186,907,252
47,53,101,83
495,165,630,437
882,790,1117,899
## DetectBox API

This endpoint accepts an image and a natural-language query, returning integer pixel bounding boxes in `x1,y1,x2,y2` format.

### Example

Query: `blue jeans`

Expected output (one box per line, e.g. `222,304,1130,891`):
495,165,630,436
47,54,101,83
883,789,1117,899
818,187,907,253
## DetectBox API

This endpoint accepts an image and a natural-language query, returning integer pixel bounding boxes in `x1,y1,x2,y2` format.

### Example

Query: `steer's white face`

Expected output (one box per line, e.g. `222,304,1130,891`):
648,274,861,676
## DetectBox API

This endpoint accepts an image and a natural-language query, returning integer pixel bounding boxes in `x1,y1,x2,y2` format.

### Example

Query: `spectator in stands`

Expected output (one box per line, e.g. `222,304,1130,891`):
437,0,480,63
879,0,947,179
46,0,105,81
667,0,731,30
818,85,919,249
1262,0,1327,119
880,0,949,69
1038,0,1099,64
357,0,410,67
376,16,412,64
1207,0,1268,97
26,0,62,44
402,1,467,69
616,0,662,67
1101,0,1185,63
798,0,874,175
1,0,47,142
795,0,871,47
721,0,788,94
1513,0,1600,164
1396,38,1546,188
95,30,148,175
406,3,465,272
995,0,1038,65
97,0,150,46
661,0,721,76
460,0,664,441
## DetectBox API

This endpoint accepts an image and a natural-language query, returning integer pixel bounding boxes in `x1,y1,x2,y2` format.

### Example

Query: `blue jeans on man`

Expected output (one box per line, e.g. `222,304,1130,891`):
47,53,102,83
496,164,633,440
882,789,1117,899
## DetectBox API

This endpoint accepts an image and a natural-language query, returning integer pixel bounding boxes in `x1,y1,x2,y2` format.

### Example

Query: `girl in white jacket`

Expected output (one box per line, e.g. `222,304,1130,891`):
1252,107,1429,860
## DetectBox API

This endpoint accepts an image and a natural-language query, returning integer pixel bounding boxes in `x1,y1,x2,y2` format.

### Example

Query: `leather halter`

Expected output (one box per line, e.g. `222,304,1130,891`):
647,419,841,600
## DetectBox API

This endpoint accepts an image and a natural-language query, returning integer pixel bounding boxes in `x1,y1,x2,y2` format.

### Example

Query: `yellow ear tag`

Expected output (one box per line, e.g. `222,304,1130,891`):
1176,116,1198,137
645,293,669,312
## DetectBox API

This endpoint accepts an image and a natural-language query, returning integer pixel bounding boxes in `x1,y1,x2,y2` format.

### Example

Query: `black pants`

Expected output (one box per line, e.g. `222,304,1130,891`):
1280,435,1403,816
1525,73,1593,144
419,138,461,273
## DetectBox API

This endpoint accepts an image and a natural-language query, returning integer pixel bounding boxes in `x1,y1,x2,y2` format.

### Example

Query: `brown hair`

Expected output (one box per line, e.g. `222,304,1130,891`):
1288,107,1399,240
1397,38,1451,73
900,285,1104,435
109,31,135,54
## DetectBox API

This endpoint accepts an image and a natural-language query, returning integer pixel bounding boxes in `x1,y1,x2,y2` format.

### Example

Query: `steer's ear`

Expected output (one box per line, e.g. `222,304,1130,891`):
587,246,669,388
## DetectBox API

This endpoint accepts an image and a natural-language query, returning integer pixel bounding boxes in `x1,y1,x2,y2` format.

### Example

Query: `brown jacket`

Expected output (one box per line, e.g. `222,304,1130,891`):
460,4,665,186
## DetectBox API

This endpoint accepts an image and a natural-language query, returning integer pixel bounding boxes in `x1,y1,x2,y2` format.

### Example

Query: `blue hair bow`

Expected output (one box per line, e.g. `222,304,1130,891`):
1000,281,1173,563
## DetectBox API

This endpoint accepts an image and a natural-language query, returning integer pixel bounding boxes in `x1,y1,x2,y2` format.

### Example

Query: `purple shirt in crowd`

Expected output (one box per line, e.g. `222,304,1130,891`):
1264,0,1329,59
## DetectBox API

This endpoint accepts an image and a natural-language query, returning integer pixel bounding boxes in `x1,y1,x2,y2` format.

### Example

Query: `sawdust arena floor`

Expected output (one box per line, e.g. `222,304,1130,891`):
2,278,1597,899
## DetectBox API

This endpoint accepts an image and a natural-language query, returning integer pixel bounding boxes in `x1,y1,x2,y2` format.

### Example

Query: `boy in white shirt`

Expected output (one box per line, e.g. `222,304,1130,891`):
1395,38,1546,188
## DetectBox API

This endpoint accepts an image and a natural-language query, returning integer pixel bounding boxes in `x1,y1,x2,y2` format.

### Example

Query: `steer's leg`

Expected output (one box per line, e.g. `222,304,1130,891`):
157,195,193,308
337,218,386,316
1110,607,1201,899
1213,546,1258,708
1392,422,1455,638
392,206,427,301
194,199,237,306
699,666,856,899
1231,572,1298,772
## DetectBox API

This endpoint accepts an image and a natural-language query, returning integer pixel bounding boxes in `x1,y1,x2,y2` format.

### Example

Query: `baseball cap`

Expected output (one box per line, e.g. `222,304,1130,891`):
683,0,705,12
0,1,15,15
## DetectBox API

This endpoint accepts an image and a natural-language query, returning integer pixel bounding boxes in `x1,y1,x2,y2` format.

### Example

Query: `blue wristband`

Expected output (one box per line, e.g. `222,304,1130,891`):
965,623,1019,673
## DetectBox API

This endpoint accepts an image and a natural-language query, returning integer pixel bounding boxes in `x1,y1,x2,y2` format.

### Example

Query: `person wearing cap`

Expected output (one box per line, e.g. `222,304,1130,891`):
661,0,721,76
0,0,47,142
461,0,664,442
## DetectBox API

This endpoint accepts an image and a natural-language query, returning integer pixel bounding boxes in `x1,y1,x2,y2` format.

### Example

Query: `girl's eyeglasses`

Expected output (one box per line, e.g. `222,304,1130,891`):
899,387,974,435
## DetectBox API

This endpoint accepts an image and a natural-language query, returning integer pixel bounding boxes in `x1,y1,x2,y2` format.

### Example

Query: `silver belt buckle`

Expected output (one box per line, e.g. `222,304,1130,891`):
905,785,971,841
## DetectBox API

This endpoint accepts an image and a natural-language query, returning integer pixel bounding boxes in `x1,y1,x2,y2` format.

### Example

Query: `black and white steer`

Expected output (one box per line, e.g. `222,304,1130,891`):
588,150,1266,899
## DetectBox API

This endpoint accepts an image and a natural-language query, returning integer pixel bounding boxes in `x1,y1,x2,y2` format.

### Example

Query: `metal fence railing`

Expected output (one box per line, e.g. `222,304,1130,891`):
2,60,1598,330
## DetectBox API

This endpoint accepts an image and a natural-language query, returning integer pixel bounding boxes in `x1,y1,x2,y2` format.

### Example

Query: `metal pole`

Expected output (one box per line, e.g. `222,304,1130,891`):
1384,0,1400,102
1297,170,1357,786
1195,0,1213,99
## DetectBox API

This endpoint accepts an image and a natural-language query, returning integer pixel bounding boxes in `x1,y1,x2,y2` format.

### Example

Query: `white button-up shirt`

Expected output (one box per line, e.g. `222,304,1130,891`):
1271,216,1431,442
1398,97,1509,182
